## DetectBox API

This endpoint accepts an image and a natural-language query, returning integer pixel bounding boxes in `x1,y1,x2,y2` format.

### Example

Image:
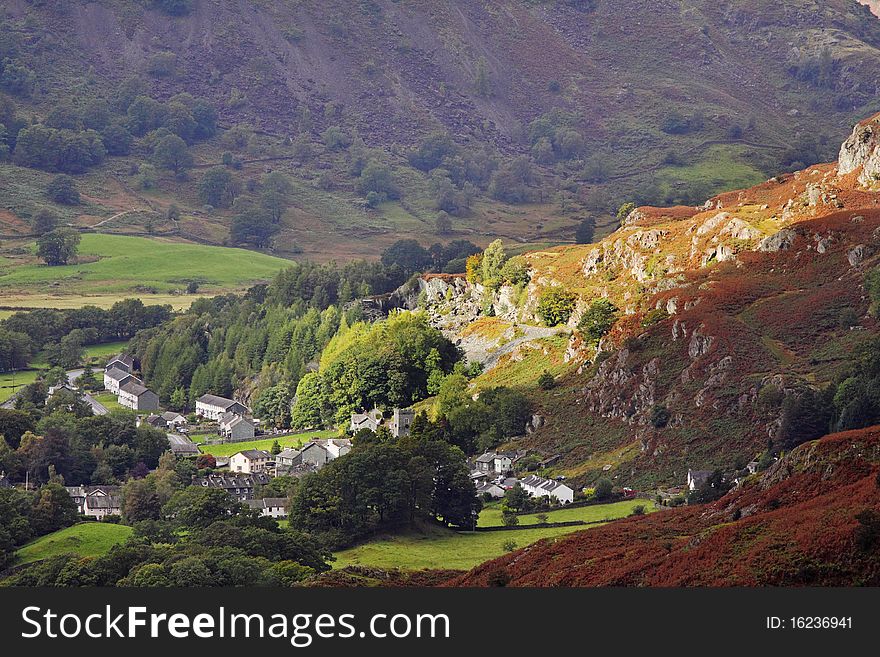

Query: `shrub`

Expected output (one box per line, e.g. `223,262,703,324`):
536,287,577,326
502,539,517,552
45,175,80,205
629,504,646,516
594,477,613,500
501,511,519,527
578,299,619,345
146,52,177,78
649,404,670,429
538,370,556,390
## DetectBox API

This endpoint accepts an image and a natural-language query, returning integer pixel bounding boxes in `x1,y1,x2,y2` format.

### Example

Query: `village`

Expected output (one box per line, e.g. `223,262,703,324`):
37,353,749,525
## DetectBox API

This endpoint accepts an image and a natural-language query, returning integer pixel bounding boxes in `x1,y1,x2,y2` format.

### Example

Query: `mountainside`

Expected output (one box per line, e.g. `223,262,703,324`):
448,425,880,586
2,0,880,264
407,113,880,489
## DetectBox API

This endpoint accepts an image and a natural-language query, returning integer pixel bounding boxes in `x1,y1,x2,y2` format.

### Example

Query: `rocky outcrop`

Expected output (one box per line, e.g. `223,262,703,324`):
838,114,880,186
758,228,797,252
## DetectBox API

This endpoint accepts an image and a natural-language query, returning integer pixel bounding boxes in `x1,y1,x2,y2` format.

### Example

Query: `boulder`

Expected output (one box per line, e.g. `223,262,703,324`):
758,228,797,252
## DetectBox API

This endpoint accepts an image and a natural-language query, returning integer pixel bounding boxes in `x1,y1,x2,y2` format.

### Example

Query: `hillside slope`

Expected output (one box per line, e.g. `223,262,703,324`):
449,425,880,586
2,0,880,262
409,113,880,489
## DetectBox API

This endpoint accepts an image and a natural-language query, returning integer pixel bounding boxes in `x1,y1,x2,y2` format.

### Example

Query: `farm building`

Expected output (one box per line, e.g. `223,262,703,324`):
196,394,249,421
118,380,159,412
245,497,288,519
161,411,187,429
166,433,199,457
476,482,505,499
219,412,255,442
687,469,713,491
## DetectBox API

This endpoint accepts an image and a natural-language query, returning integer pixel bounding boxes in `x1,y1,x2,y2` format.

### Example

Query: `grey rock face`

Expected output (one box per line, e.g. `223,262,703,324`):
758,229,797,252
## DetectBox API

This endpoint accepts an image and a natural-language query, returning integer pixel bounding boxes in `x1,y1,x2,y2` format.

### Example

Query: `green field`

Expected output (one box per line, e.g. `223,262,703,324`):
1,340,130,403
92,391,128,413
478,499,652,527
0,368,42,403
0,233,294,300
334,500,655,571
197,430,336,457
15,523,133,565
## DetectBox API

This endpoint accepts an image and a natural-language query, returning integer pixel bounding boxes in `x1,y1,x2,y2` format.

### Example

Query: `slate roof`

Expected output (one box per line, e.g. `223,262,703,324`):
197,394,244,410
235,449,271,460
104,367,133,382
120,380,152,397
106,354,135,372
521,474,572,494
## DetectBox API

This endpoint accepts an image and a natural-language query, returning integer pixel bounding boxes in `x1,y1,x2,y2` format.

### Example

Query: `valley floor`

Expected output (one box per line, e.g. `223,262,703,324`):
333,499,653,571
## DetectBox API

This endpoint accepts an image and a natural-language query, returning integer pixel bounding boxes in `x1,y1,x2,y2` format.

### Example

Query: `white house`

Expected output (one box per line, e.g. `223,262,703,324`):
349,408,414,437
65,485,122,518
246,497,288,519
105,354,135,373
350,408,383,433
687,469,712,491
519,474,574,504
118,380,160,412
299,438,352,468
104,367,137,395
161,411,187,430
475,452,513,475
229,449,272,474
219,412,255,442
276,447,302,468
196,394,249,421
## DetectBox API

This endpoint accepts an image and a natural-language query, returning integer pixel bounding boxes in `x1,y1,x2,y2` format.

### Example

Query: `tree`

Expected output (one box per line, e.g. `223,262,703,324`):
575,217,595,244
435,211,453,235
594,477,613,500
357,160,398,199
538,370,556,390
121,477,161,523
31,208,59,235
152,134,192,175
198,167,238,208
230,207,279,248
536,287,577,326
503,483,530,512
162,487,243,528
291,373,330,430
45,175,80,204
380,239,431,275
578,299,619,345
36,228,81,266
170,386,188,411
408,132,457,171
31,482,79,535
45,328,85,369
271,440,282,456
502,511,519,527
260,171,293,222
474,57,491,97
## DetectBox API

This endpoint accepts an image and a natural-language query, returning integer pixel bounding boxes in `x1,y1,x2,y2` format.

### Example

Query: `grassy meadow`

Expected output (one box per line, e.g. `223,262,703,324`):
334,500,655,571
196,430,336,457
0,233,294,309
15,523,133,565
